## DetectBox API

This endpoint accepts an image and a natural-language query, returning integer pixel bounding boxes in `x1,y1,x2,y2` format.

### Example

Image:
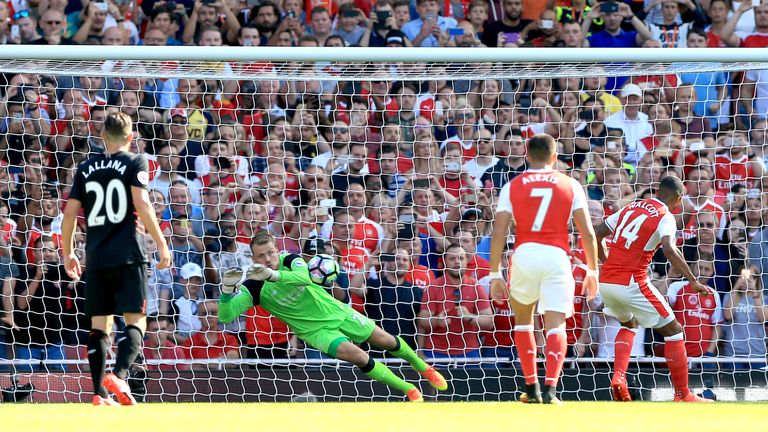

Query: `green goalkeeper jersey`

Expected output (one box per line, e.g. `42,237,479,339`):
219,252,349,337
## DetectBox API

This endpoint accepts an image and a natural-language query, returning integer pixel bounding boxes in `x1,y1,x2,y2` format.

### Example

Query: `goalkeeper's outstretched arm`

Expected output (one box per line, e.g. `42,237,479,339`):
219,289,254,324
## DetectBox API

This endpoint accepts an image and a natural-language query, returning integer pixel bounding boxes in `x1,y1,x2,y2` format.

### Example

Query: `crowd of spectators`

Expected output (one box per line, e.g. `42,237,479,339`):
0,0,767,373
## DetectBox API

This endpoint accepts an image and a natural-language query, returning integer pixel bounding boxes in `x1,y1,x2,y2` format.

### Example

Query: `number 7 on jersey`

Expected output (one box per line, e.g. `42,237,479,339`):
529,188,553,232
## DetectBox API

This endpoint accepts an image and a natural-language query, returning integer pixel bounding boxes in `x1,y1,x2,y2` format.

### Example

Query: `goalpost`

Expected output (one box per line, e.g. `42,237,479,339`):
0,46,766,402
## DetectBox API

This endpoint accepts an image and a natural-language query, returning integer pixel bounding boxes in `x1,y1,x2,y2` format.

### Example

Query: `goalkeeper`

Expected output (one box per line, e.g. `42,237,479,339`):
219,231,447,402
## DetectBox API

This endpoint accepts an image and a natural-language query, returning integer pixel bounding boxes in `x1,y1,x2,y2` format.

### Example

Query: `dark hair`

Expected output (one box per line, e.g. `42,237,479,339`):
658,175,685,197
104,112,132,140
239,23,260,38
310,6,330,18
526,134,556,162
687,26,707,40
377,144,398,158
299,34,320,46
253,1,280,20
325,34,346,47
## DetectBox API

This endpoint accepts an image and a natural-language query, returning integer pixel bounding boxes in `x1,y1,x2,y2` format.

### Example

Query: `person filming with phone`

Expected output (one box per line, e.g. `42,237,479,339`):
401,0,457,47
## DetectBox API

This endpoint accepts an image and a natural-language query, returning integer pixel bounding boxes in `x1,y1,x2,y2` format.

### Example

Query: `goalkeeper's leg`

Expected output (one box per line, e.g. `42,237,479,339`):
366,326,448,391
333,339,423,402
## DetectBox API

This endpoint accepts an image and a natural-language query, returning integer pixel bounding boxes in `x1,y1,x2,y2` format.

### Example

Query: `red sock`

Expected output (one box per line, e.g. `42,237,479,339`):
613,328,636,382
664,336,690,398
544,328,567,387
514,325,537,385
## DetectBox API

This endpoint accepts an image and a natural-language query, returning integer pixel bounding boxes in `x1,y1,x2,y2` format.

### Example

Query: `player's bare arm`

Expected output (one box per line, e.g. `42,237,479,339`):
572,207,599,301
593,222,613,263
660,236,709,294
489,210,513,301
61,197,83,281
131,185,171,270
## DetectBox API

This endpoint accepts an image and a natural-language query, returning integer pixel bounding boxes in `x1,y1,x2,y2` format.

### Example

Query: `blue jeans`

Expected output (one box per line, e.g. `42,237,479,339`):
0,330,8,372
15,344,66,372
423,348,482,369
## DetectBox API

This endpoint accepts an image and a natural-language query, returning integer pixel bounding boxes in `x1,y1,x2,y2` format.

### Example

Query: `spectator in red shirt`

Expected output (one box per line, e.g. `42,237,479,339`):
454,228,490,281
182,302,241,369
417,244,493,361
142,317,187,371
668,259,723,359
478,245,515,365
721,1,768,48
439,141,480,198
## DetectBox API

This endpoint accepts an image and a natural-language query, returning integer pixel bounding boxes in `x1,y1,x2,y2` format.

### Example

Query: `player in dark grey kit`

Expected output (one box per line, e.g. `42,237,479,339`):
62,112,172,406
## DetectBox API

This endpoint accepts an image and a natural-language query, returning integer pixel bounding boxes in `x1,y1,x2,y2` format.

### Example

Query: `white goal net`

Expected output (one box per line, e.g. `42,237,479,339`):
0,46,767,403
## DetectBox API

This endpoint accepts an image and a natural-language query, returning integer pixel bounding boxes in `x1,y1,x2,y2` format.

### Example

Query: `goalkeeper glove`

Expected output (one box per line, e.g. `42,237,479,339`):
221,267,244,295
246,264,280,282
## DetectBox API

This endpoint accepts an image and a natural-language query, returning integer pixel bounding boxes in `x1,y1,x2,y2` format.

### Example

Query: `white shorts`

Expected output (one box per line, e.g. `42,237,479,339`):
600,277,675,329
509,243,574,316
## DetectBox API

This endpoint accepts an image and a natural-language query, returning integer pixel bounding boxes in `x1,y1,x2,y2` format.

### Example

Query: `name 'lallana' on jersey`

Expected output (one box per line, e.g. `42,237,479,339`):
81,159,127,179
521,172,560,185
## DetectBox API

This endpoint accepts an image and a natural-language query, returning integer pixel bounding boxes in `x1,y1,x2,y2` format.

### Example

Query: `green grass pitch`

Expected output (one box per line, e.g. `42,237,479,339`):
2,402,767,432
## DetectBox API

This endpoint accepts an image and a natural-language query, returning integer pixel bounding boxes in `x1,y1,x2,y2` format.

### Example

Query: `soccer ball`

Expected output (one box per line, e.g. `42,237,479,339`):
307,254,340,287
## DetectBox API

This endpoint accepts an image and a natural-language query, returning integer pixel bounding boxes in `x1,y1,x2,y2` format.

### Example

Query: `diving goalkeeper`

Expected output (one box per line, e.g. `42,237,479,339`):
219,231,447,402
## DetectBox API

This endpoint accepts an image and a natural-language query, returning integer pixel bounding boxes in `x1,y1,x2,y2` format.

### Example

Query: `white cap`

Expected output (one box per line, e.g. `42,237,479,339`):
180,262,203,280
620,83,643,98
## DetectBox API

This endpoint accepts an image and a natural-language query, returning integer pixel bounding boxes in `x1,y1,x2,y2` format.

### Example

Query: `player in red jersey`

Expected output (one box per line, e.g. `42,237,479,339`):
489,134,599,404
594,176,713,403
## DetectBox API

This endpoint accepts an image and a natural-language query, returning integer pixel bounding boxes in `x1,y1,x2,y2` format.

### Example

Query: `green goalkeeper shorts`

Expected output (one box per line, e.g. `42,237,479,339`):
300,307,376,358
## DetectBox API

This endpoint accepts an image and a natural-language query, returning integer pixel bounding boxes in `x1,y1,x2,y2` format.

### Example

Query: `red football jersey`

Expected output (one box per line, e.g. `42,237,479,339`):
566,264,588,345
338,244,370,313
741,32,768,48
668,281,723,357
497,169,587,254
422,276,491,355
405,264,434,289
713,154,757,193
183,331,240,360
245,305,290,347
484,254,515,348
678,199,726,244
352,216,384,253
601,199,677,285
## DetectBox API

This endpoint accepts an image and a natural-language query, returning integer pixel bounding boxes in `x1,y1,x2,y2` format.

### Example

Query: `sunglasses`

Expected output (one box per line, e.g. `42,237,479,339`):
332,127,349,134
45,20,63,25
13,10,31,20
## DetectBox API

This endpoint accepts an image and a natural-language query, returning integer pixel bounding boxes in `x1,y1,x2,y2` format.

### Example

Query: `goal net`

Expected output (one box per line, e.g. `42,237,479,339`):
0,46,767,403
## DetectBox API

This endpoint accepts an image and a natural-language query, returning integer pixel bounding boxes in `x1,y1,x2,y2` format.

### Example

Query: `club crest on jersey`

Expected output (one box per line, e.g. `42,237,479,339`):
137,170,149,185
704,298,713,308
81,159,126,178
687,295,699,306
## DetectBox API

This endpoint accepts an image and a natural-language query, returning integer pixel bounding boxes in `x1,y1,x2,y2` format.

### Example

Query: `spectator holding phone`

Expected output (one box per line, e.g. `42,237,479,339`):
360,0,402,47
334,3,366,45
584,1,652,49
401,0,457,47
723,266,767,369
182,0,241,45
519,8,563,47
481,0,531,47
